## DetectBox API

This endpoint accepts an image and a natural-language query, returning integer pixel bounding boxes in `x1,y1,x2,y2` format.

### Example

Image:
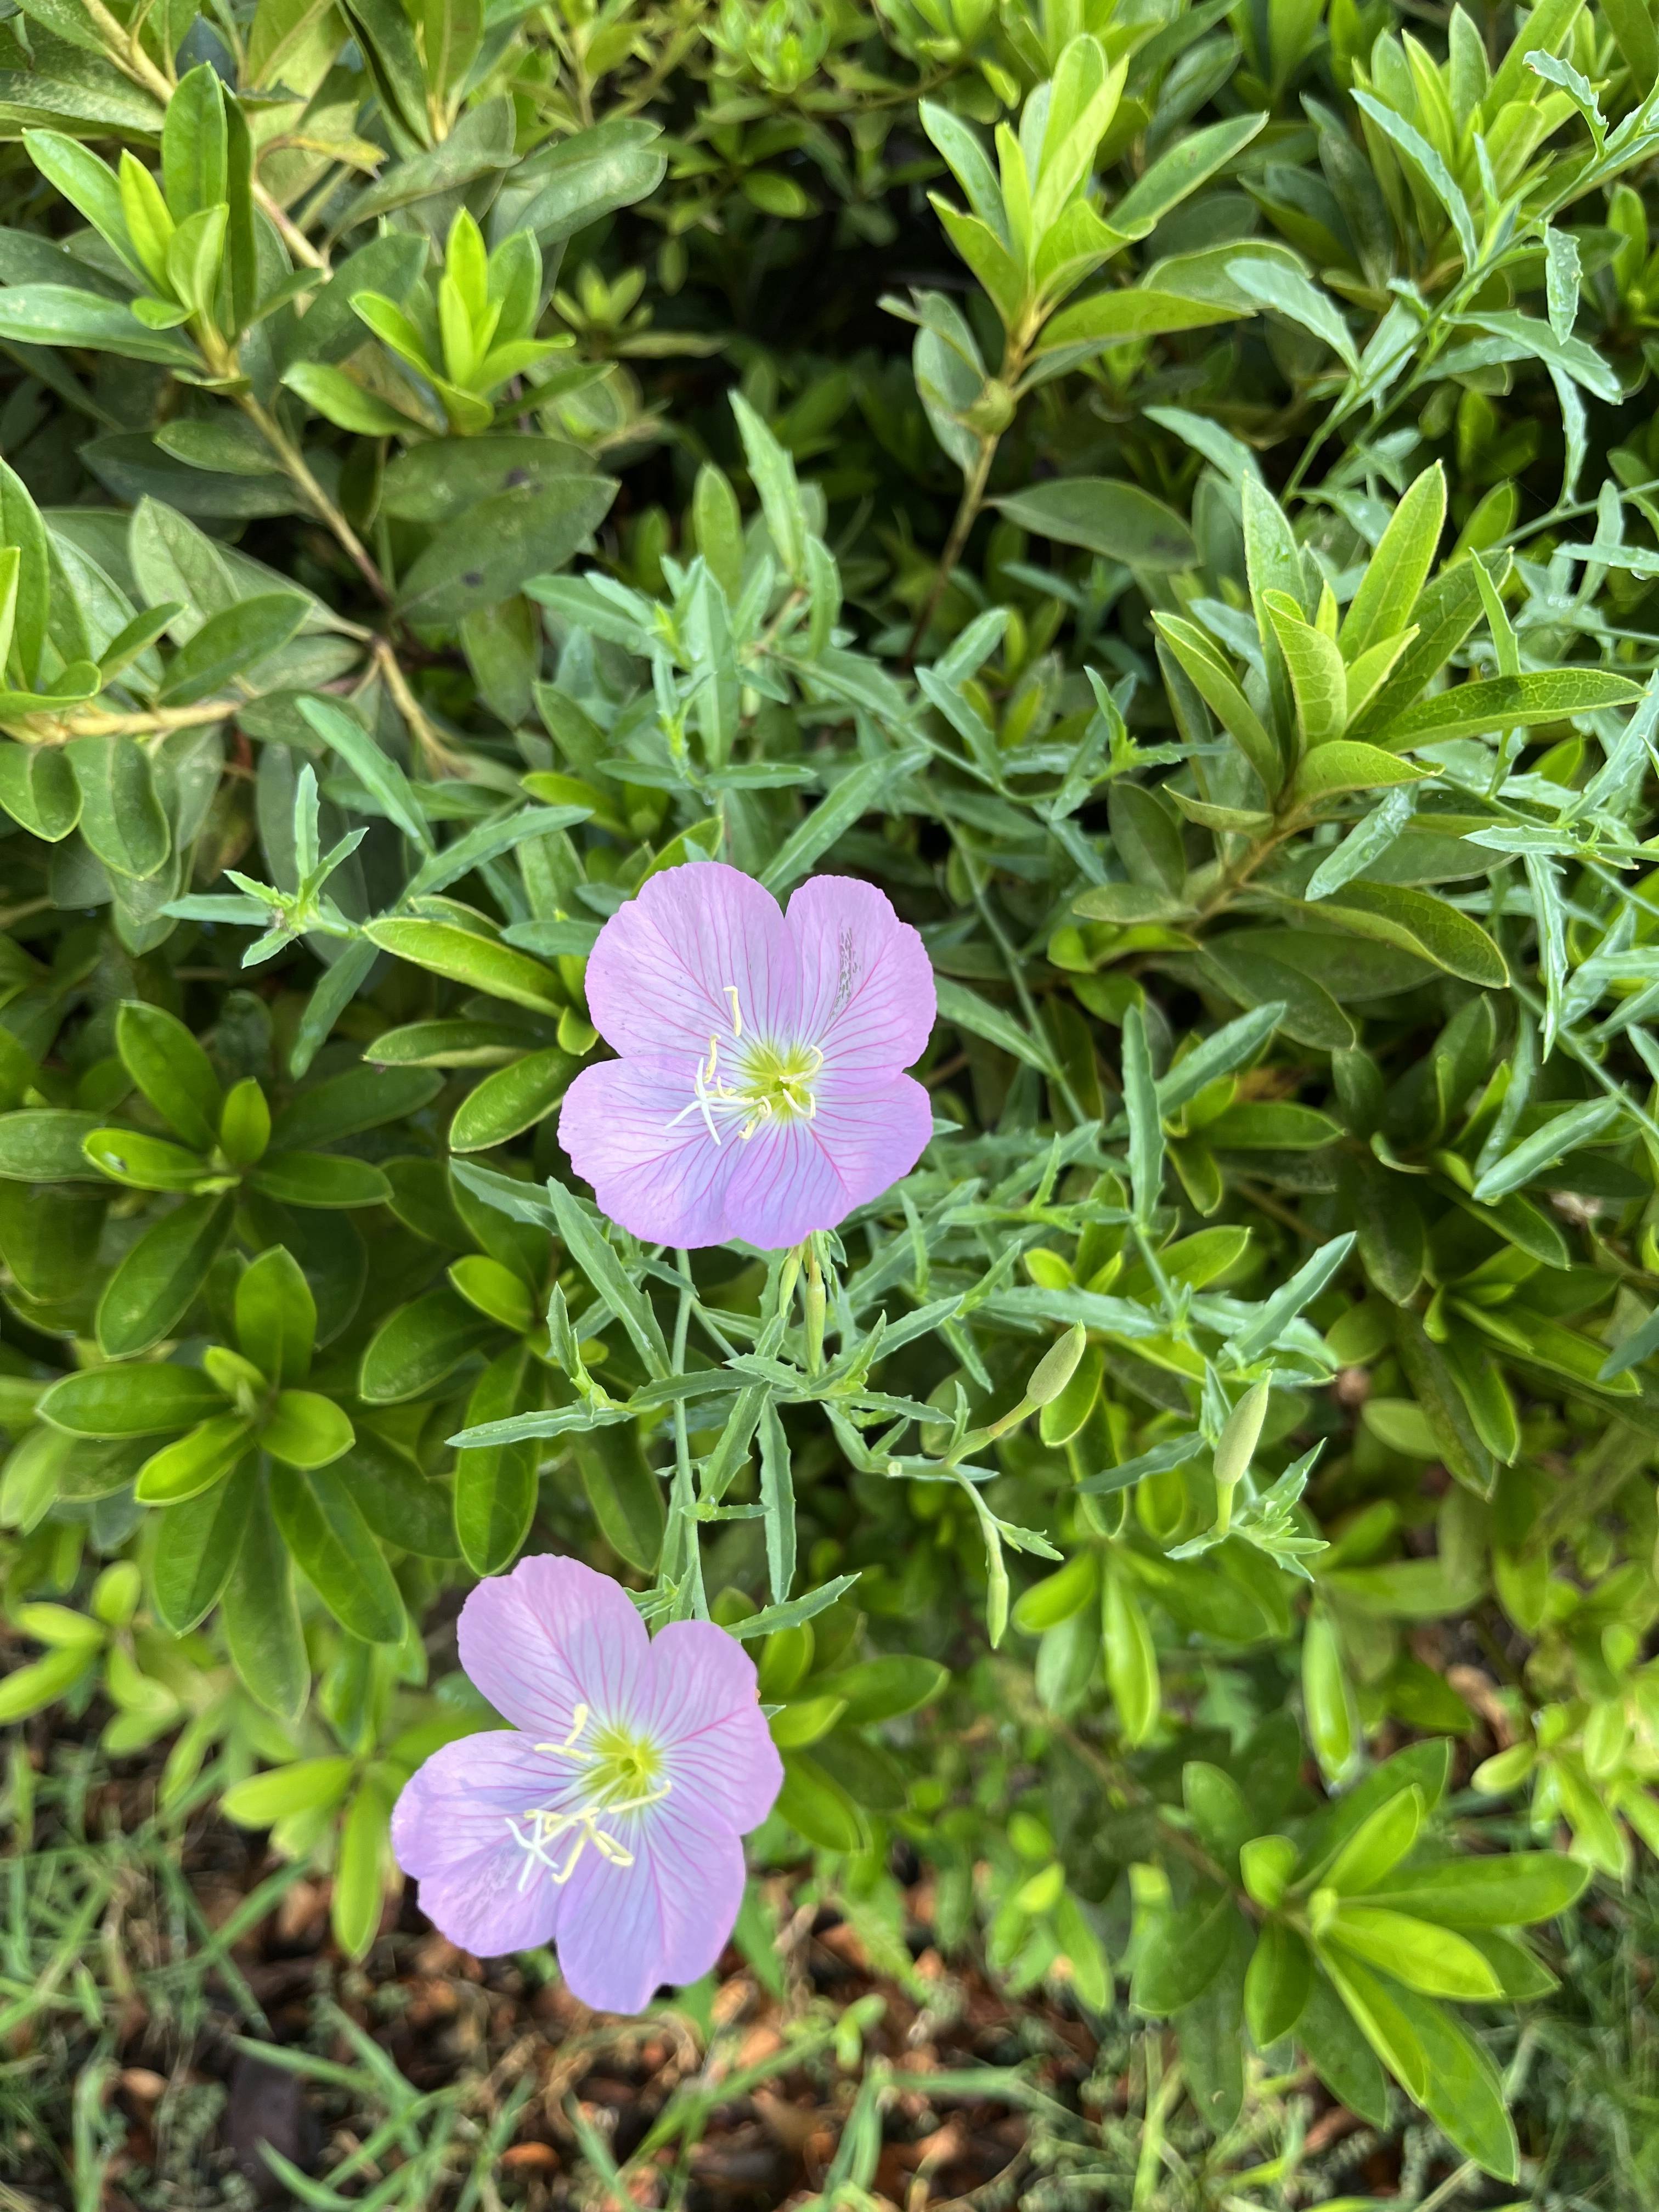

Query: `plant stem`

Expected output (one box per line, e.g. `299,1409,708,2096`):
370,639,474,780
17,700,241,743
253,183,329,273
236,395,391,606
905,431,998,666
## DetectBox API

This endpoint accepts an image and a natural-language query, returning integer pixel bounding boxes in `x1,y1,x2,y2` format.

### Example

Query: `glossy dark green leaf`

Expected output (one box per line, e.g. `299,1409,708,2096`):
269,1460,407,1644
245,1152,391,1208
65,733,170,879
348,1430,459,1560
449,1046,576,1152
95,1193,235,1357
40,1361,226,1437
359,1286,499,1403
151,1460,256,1632
397,476,619,620
115,1000,220,1150
221,1479,308,1722
573,1420,665,1575
0,742,80,839
992,480,1197,568
454,1344,539,1575
235,1244,317,1386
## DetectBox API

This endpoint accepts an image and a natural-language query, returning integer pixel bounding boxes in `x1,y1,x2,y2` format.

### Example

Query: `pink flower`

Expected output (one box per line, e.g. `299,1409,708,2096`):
391,1556,782,2013
558,864,935,1248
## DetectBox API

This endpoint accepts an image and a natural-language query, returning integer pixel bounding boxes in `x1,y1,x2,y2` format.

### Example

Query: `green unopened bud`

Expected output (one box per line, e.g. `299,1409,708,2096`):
203,1345,268,1417
218,1078,270,1166
91,1561,142,1628
1239,1832,1297,1910
963,377,1016,435
1307,1884,1338,1938
1026,1323,1087,1407
1015,1860,1066,1915
1214,1378,1271,1493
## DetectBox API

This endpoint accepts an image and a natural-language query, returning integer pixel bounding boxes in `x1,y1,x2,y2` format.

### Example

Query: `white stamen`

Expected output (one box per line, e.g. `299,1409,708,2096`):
507,1705,672,1889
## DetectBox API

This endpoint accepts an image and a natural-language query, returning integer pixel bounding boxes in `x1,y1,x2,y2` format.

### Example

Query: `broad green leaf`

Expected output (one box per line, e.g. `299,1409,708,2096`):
1372,669,1643,749
0,743,81,840
454,1345,538,1575
1340,465,1446,659
1289,742,1432,803
359,1288,499,1403
1368,1852,1590,1926
1131,1888,1236,2014
0,284,199,365
363,917,564,1013
262,1389,353,1469
156,592,306,706
269,1461,405,1644
1262,590,1347,747
1319,1949,1430,2100
991,480,1197,568
40,1362,226,1437
134,1413,254,1504
222,1756,354,1829
449,1046,575,1152
348,1434,458,1560
0,1109,105,1183
221,1481,307,1722
151,1461,256,1632
1311,883,1508,988
1244,1920,1312,2045
115,1000,220,1151
235,1245,317,1387
95,1193,235,1357
1039,286,1235,353
66,733,170,878
400,476,618,620
1231,257,1357,369
1296,1970,1390,2125
573,1420,665,1575
244,1153,391,1208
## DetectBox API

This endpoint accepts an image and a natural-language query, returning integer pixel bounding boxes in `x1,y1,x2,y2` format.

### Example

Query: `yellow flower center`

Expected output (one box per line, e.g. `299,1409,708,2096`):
668,988,823,1144
506,1704,670,1889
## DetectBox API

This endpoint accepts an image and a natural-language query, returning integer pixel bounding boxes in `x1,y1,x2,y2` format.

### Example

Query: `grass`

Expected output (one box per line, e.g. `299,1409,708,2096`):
3,1736,1657,2211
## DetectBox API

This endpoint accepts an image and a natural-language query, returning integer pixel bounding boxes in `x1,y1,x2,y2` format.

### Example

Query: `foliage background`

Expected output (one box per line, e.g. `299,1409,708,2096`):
4,0,1659,2198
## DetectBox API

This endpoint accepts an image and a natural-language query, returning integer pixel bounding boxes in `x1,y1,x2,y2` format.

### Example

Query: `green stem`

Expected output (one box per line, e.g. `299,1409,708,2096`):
237,394,391,606
905,430,999,664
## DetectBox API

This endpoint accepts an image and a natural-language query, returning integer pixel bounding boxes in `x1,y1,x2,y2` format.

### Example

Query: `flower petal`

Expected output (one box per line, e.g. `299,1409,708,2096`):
719,1073,933,1247
584,862,799,1063
811,1070,934,1204
391,1731,565,1959
559,1058,736,1248
555,1803,747,2013
458,1553,653,1740
786,875,936,1073
645,1620,783,1833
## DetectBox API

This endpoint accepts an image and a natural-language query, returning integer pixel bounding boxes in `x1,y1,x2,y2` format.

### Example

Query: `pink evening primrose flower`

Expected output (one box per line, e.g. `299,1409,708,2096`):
392,1556,782,2014
557,862,936,1249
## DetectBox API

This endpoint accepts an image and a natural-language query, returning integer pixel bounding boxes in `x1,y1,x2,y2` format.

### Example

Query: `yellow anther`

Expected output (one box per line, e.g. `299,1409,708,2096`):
724,985,743,1037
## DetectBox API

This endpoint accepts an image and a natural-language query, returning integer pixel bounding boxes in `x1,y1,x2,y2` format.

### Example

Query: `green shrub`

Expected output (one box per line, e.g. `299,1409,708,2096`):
2,0,1658,2180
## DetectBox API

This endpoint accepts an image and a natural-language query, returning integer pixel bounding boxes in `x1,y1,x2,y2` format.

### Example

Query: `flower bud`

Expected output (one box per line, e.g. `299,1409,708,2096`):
963,378,1015,435
92,1561,141,1628
1240,1832,1297,1909
1026,1323,1087,1407
1214,1378,1271,1493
